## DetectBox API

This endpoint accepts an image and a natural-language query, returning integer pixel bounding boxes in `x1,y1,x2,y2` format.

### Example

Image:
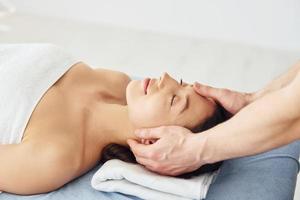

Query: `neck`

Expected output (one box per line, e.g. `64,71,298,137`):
88,102,137,148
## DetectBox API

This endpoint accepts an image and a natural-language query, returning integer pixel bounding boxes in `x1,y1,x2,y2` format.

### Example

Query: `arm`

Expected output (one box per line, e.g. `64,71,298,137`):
0,142,78,195
193,61,300,115
128,77,300,175
128,61,300,176
252,60,300,101
200,74,300,164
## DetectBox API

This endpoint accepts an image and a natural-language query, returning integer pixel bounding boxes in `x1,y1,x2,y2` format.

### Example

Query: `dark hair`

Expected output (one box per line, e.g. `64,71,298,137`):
101,103,228,179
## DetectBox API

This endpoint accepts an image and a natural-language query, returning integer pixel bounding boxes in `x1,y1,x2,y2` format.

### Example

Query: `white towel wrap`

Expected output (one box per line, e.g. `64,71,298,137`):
0,43,79,144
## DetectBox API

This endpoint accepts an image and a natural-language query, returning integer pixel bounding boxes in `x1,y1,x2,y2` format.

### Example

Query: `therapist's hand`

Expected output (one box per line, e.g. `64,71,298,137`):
127,126,207,176
193,82,253,115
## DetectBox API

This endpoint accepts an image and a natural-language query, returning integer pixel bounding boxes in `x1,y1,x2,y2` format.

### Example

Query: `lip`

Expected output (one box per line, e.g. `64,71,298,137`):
142,78,151,94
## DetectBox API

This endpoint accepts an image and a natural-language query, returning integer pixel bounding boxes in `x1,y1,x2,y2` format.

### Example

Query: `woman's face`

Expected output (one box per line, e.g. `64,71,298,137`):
126,73,217,130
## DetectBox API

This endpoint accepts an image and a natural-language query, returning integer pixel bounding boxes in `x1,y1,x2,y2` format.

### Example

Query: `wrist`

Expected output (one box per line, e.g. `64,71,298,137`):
194,132,216,165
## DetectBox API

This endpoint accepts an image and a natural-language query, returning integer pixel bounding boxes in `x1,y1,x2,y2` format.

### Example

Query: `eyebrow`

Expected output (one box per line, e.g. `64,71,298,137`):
179,95,189,114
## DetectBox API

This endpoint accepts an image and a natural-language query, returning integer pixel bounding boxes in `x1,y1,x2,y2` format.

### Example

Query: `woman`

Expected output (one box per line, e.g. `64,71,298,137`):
0,44,226,195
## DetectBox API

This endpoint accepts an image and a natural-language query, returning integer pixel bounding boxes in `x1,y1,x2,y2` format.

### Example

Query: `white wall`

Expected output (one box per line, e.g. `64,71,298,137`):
7,0,300,51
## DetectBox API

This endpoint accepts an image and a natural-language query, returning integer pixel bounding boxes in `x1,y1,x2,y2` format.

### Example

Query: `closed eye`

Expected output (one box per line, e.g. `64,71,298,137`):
171,79,183,106
171,95,176,106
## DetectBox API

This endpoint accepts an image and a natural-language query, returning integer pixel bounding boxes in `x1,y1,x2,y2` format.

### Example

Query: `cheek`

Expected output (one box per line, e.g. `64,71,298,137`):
182,98,216,128
175,109,202,129
126,80,141,103
128,97,169,128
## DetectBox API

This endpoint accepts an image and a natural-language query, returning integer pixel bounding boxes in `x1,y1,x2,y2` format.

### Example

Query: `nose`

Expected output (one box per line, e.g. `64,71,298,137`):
158,72,169,88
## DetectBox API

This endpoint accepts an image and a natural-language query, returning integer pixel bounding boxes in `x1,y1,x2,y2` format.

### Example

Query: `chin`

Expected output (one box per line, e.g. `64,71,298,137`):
126,80,140,106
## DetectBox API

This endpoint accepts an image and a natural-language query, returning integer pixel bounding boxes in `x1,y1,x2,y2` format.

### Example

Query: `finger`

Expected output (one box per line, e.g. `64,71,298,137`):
148,139,157,144
127,139,154,158
193,82,223,100
144,139,151,145
134,126,166,139
193,82,216,97
142,139,158,145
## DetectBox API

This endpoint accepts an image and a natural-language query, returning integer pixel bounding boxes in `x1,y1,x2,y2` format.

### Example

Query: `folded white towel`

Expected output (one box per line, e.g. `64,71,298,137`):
91,159,217,200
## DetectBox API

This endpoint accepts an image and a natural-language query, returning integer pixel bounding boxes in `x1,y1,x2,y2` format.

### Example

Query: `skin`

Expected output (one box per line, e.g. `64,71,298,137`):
0,62,215,194
0,63,136,194
126,72,216,130
128,60,300,176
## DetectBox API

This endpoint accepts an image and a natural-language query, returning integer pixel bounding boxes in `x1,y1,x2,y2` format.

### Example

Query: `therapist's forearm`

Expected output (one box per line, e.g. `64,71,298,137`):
252,61,300,101
198,84,300,164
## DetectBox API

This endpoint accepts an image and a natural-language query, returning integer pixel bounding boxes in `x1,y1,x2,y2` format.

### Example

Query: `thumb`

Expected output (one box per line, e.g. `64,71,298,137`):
134,127,165,139
193,82,222,100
